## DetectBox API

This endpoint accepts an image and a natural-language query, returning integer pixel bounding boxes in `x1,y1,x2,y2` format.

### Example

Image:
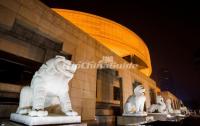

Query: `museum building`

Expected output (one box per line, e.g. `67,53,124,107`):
0,0,181,124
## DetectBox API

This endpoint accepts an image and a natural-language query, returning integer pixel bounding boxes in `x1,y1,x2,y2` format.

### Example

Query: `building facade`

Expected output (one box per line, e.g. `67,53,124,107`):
0,0,180,124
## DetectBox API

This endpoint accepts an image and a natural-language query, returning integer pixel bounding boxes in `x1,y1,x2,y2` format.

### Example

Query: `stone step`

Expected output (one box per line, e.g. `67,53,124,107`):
96,108,113,116
95,116,115,126
0,104,18,118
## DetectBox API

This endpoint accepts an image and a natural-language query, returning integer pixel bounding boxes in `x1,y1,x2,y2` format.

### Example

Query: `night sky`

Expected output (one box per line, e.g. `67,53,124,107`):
41,0,200,109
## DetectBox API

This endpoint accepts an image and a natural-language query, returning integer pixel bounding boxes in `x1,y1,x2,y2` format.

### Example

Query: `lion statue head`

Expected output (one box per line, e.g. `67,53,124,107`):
35,55,77,78
134,85,145,96
156,95,165,105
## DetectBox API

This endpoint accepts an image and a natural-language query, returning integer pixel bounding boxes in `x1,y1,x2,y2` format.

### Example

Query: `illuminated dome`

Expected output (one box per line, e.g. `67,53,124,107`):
53,9,152,76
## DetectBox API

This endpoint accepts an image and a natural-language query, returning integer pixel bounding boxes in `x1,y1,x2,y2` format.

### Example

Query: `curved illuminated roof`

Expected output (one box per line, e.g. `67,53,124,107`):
53,9,152,76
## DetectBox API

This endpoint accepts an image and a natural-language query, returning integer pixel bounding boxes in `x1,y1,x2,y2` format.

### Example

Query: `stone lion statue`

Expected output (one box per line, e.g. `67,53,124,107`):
148,95,167,113
180,106,189,115
179,101,190,115
166,99,174,113
16,55,78,117
124,85,146,115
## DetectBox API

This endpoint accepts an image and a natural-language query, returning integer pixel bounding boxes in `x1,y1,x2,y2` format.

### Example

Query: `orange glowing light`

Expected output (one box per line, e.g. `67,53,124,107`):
53,9,152,76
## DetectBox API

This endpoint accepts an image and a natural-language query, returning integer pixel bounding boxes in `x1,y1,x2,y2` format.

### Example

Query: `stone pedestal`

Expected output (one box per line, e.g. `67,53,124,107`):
148,113,168,121
117,115,149,125
174,114,186,121
123,113,147,117
176,116,185,121
10,113,82,126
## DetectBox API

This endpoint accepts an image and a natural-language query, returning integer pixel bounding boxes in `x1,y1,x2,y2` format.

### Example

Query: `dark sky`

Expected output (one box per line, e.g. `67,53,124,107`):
41,0,200,109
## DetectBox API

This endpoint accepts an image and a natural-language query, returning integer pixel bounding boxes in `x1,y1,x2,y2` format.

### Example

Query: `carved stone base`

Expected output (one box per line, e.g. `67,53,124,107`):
148,113,168,121
117,115,150,125
10,113,81,126
123,112,148,117
171,113,186,117
170,113,186,121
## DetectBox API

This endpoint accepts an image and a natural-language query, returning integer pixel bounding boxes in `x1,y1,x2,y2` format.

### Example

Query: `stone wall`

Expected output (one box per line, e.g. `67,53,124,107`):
0,83,22,118
0,0,158,120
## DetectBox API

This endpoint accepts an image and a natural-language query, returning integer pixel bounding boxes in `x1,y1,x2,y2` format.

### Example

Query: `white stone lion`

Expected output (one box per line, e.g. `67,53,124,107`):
180,106,189,115
179,101,190,115
16,55,78,117
124,85,146,115
148,95,167,114
166,99,174,113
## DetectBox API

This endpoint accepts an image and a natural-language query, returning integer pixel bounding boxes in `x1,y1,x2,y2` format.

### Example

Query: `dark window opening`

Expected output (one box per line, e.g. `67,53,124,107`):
113,86,120,101
0,50,41,85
